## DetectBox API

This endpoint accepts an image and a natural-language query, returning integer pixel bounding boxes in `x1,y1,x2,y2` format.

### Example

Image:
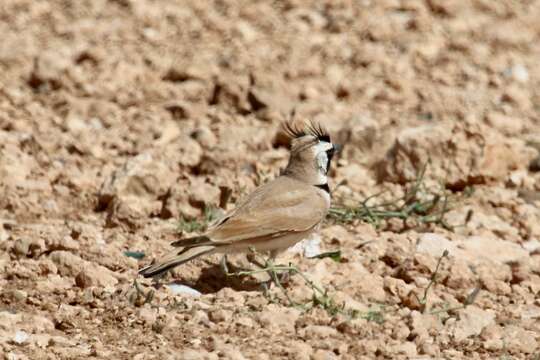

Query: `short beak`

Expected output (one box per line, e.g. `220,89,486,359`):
333,144,342,153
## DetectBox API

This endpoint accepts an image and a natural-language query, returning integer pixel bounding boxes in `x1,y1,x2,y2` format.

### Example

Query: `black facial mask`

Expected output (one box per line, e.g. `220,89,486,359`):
325,146,335,172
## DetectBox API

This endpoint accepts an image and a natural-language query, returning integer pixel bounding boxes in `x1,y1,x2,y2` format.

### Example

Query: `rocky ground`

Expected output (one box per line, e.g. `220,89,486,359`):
1,0,540,359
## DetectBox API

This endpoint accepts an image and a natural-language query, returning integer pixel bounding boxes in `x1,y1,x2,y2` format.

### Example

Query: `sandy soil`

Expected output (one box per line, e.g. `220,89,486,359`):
1,1,540,359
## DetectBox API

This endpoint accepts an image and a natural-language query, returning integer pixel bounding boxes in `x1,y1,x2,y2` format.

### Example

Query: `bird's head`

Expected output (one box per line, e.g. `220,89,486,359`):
282,120,340,186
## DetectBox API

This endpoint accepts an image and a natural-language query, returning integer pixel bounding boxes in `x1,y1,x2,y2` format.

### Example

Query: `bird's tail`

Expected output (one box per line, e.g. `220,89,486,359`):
138,245,215,278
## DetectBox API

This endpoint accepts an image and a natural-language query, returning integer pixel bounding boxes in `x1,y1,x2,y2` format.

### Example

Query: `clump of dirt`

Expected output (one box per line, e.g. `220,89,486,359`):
1,1,540,359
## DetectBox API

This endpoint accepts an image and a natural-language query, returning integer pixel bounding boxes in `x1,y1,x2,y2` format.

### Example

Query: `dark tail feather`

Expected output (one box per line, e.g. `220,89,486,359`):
138,245,215,278
170,235,211,247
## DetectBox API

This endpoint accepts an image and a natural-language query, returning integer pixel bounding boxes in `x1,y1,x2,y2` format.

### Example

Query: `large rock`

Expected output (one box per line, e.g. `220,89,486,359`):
100,149,184,196
416,233,457,258
481,324,538,354
417,233,529,265
256,304,300,333
459,236,529,264
409,311,442,342
27,47,74,91
500,325,538,354
49,251,118,287
98,138,203,224
0,135,42,190
98,152,175,218
451,306,495,342
378,122,534,187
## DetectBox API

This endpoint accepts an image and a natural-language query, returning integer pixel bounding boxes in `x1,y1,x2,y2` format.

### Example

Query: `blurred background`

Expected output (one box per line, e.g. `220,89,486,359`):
1,1,540,358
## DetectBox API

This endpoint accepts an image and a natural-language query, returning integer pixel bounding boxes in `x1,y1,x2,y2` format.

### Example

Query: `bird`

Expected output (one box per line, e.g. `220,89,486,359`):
139,120,339,278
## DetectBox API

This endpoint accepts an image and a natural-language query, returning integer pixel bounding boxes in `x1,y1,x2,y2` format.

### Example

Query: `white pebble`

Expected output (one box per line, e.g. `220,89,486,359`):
511,64,529,83
167,283,202,297
288,233,322,258
13,330,29,344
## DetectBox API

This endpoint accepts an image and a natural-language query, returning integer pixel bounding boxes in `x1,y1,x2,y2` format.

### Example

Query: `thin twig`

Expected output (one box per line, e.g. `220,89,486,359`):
419,250,449,308
328,163,470,231
226,249,359,317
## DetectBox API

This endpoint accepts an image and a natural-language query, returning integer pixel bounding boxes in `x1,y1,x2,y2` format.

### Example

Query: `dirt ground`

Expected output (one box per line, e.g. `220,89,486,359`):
1,0,540,359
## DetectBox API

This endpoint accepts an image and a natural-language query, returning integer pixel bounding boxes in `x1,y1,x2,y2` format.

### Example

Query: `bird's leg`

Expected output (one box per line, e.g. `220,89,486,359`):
246,250,266,268
258,256,274,290
263,255,298,306
220,255,230,276
278,268,291,285
268,250,291,285
264,253,289,288
243,248,290,292
129,279,155,306
149,270,168,289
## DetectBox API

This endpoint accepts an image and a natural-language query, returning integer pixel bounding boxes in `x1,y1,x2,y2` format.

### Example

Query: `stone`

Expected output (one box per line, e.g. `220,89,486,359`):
28,48,73,91
98,139,203,224
12,238,31,257
0,225,9,243
485,112,523,135
84,264,119,288
508,64,529,83
256,305,299,333
336,163,375,191
520,305,540,320
312,349,338,360
5,352,30,360
138,307,157,325
501,325,538,354
355,272,386,302
416,233,457,258
49,251,85,273
288,233,321,258
188,180,221,209
522,240,540,254
209,309,232,323
300,325,338,338
49,251,118,287
409,311,442,342
191,127,217,148
452,306,495,342
378,122,534,187
418,234,529,266
166,283,202,297
75,271,93,288
10,290,27,302
13,330,29,344
212,344,247,360
286,341,313,360
177,349,219,360
480,324,504,351
446,260,476,289
460,236,529,264
388,341,417,357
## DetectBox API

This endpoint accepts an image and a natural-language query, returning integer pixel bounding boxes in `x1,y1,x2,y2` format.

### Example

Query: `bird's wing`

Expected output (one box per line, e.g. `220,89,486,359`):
205,177,329,245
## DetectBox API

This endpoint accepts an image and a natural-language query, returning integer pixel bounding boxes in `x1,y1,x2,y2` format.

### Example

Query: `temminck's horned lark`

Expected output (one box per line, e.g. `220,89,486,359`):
139,121,338,278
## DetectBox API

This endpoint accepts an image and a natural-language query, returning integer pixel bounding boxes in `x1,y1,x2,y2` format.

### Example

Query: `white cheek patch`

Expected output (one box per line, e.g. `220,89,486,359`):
312,141,333,182
314,141,333,152
316,151,328,172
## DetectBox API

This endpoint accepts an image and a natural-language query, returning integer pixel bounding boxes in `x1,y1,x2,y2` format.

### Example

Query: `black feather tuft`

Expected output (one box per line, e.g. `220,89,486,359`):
282,120,330,142
283,121,306,139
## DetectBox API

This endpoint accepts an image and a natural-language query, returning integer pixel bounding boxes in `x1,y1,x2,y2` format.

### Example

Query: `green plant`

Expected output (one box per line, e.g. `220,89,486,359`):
415,250,449,312
413,250,481,316
328,163,473,231
177,206,220,233
128,279,154,306
226,249,382,321
362,308,385,324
